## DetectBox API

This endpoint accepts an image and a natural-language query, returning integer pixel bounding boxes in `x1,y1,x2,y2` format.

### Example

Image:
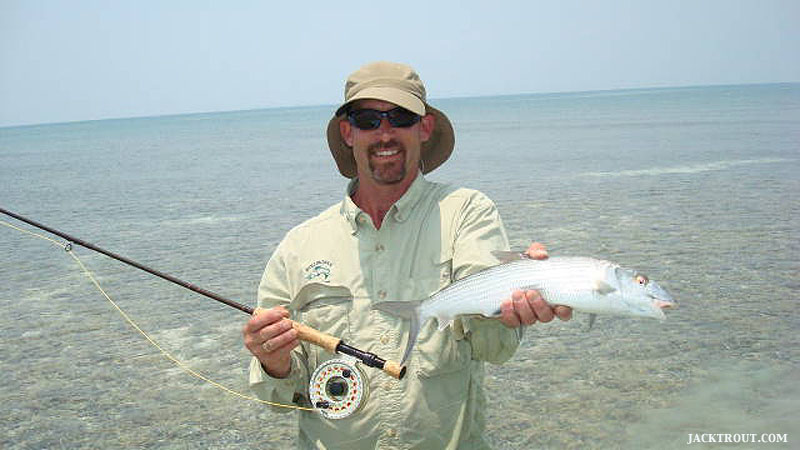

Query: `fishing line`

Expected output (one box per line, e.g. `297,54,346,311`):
1,217,313,411
0,207,405,380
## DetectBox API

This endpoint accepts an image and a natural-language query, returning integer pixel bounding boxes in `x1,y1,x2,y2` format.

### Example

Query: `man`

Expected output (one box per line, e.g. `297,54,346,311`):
242,61,571,449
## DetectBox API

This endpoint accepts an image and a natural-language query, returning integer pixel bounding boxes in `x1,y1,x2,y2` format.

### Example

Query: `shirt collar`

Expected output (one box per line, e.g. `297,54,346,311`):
340,172,429,232
340,179,361,233
391,171,428,223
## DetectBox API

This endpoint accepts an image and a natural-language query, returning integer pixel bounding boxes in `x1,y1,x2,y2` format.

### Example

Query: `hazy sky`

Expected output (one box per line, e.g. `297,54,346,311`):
1,0,798,127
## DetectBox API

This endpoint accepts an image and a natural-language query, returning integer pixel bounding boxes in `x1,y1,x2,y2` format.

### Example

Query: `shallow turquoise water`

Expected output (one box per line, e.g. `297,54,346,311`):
1,83,798,448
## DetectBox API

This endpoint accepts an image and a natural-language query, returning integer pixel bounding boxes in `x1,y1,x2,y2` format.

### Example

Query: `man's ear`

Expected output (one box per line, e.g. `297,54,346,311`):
339,119,353,147
420,114,435,143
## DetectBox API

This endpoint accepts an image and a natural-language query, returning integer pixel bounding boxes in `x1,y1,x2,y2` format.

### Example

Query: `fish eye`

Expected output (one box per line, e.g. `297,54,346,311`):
635,274,649,286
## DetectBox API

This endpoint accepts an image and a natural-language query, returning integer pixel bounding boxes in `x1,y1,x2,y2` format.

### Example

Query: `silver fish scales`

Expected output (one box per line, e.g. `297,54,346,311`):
374,252,677,365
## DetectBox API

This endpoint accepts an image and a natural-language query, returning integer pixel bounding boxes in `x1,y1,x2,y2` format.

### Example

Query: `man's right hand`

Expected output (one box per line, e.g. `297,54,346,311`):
242,306,299,378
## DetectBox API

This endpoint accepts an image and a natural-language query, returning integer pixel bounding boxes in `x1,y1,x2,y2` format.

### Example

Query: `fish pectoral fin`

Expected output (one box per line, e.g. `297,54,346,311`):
491,250,528,263
594,280,617,295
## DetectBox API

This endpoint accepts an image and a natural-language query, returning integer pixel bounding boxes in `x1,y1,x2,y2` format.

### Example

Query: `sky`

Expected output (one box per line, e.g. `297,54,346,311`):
1,0,799,127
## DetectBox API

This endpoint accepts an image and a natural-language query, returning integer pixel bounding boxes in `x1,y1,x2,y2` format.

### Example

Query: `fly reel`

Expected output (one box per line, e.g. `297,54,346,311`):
309,358,368,420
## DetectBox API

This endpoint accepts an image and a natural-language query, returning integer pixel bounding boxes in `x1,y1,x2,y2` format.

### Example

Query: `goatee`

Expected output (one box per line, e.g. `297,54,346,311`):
368,140,406,184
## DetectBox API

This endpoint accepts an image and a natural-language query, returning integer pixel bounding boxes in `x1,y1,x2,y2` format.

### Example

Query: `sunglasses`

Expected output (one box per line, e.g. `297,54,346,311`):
346,107,421,130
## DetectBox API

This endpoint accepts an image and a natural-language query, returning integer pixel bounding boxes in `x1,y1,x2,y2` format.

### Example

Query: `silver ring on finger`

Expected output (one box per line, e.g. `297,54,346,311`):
261,340,273,352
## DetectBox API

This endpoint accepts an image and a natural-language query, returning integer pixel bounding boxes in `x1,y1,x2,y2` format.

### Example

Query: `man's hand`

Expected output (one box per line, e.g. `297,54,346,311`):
498,242,572,327
242,306,299,378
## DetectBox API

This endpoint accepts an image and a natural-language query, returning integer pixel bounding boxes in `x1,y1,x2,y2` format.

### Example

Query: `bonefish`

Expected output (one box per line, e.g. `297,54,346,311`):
374,252,677,365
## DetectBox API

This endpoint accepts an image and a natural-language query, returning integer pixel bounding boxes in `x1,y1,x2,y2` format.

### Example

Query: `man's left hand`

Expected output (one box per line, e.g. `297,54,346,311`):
498,242,573,327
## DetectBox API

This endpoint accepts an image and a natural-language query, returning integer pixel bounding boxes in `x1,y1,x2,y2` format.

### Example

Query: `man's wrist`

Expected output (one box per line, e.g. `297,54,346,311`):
261,360,291,379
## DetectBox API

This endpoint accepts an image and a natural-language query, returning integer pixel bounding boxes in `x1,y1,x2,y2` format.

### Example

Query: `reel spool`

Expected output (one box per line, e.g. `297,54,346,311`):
309,358,368,420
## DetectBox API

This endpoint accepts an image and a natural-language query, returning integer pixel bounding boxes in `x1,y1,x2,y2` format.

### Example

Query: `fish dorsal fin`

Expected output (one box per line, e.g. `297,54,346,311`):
594,280,617,295
491,250,529,263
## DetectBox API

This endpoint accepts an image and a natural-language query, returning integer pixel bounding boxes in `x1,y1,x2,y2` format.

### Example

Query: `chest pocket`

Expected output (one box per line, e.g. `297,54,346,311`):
292,283,352,340
407,245,454,292
292,283,354,373
409,253,472,379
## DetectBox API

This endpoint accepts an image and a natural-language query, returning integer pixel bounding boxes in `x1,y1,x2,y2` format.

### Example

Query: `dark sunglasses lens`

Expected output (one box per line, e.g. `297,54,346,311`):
348,108,420,130
387,108,420,127
349,110,382,130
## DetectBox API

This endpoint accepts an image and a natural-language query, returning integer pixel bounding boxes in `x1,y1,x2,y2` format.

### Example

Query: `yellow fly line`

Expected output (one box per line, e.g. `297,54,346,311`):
1,219,313,412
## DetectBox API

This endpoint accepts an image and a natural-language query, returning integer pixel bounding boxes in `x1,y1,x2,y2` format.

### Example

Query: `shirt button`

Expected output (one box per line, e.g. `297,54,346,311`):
386,428,396,438
375,244,385,252
380,334,390,345
378,290,387,299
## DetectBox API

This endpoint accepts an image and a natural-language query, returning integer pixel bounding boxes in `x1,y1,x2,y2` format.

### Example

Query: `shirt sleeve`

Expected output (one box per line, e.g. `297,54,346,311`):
247,239,310,410
450,191,523,365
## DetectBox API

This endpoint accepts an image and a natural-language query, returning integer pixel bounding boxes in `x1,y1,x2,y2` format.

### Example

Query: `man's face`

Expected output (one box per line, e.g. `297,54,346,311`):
339,99,434,186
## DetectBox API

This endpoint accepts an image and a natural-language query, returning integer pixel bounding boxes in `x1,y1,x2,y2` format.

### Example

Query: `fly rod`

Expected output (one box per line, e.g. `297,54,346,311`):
1,207,406,380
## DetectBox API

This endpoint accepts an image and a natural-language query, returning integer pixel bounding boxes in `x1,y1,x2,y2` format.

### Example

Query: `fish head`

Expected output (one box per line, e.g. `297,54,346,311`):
614,267,677,319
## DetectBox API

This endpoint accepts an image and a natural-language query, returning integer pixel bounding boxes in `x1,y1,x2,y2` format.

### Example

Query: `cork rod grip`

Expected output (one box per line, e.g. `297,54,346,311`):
253,307,406,380
253,307,340,352
290,321,341,353
382,360,406,380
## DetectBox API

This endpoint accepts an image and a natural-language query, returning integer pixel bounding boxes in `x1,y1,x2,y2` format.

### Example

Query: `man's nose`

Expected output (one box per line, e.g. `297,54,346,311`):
377,118,395,139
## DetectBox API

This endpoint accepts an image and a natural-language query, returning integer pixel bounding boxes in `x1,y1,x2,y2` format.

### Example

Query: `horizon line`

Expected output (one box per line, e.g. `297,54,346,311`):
2,80,797,130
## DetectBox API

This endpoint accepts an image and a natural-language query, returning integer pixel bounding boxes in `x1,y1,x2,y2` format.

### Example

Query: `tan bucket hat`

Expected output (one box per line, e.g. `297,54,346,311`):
326,61,455,178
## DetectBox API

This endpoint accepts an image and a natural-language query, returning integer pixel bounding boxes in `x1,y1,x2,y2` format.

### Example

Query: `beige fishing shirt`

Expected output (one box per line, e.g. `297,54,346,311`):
249,174,521,449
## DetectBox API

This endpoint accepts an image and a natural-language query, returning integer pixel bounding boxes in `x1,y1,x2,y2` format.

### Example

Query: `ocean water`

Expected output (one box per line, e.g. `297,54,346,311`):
1,83,798,449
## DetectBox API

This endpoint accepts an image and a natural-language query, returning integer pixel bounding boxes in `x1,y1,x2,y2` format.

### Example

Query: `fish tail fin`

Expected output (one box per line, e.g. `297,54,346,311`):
373,300,426,366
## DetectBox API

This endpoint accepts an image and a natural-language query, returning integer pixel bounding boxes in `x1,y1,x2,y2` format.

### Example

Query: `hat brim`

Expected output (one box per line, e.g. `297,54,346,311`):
334,87,426,117
326,103,454,179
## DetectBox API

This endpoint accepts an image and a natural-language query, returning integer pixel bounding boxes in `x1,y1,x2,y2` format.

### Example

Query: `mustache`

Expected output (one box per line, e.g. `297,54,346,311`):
367,140,404,153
